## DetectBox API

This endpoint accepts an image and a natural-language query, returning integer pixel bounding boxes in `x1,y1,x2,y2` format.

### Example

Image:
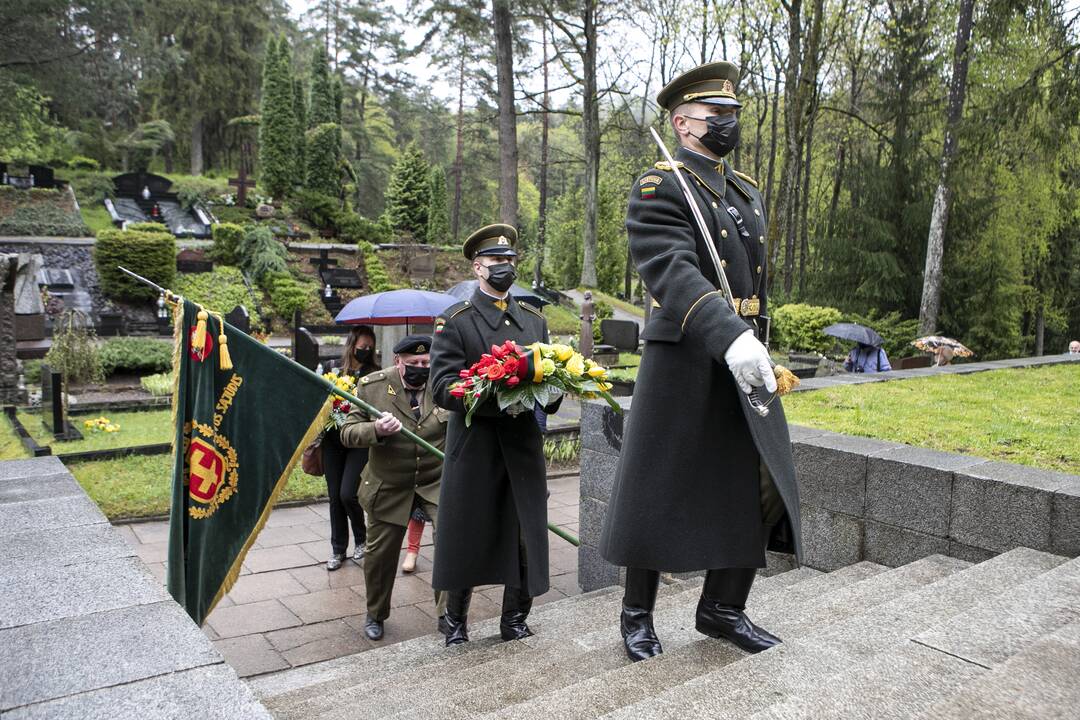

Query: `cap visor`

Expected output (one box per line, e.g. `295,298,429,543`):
476,248,518,257
698,97,743,108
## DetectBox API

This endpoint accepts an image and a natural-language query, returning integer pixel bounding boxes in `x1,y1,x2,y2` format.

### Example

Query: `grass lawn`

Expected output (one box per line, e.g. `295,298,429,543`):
69,454,328,521
15,408,172,454
1,414,30,460
578,287,645,318
544,302,581,335
784,364,1080,474
80,204,114,234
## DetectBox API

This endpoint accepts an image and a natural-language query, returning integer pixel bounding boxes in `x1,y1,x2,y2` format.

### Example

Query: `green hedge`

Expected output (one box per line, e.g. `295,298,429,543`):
357,241,398,292
264,271,319,319
772,303,844,354
124,221,169,233
173,266,252,317
337,213,392,244
99,337,173,375
95,228,176,301
210,223,245,265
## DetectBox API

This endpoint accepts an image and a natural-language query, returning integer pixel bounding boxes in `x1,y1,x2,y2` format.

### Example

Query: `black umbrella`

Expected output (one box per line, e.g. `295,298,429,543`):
823,322,884,348
445,280,550,308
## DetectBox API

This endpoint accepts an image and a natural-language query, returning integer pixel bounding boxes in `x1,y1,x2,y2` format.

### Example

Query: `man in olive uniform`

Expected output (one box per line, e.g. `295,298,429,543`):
339,335,447,641
429,224,561,646
599,61,803,662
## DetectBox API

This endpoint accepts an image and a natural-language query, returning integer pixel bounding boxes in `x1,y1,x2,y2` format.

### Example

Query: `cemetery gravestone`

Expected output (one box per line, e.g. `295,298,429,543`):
600,318,639,353
13,253,45,341
40,365,82,440
310,249,362,289
403,246,437,284
255,204,275,219
225,305,251,335
228,143,256,207
0,254,27,404
294,327,320,371
176,248,213,273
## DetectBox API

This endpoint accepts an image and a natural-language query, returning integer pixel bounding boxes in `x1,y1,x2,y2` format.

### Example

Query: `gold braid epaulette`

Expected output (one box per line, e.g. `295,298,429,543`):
447,302,473,320
518,301,543,317
733,170,759,188
654,161,685,172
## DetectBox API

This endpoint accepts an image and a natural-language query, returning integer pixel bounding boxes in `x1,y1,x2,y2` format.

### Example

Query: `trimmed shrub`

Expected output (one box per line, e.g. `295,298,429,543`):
22,359,43,385
94,228,176,301
259,36,298,199
67,155,100,171
772,303,844,354
173,266,253,318
140,371,174,396
384,143,430,239
99,337,173,376
124,221,169,233
172,176,225,209
358,241,397,292
426,165,450,244
336,212,392,244
291,189,337,229
239,224,288,284
304,122,342,197
210,222,245,265
264,271,318,319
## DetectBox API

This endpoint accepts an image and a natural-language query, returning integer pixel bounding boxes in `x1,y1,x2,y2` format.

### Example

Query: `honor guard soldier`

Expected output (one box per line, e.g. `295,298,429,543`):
429,223,562,646
599,61,803,661
339,335,447,641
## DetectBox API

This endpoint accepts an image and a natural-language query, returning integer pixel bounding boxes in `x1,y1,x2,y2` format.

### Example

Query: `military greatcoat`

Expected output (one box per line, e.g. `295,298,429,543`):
429,288,562,596
599,146,803,572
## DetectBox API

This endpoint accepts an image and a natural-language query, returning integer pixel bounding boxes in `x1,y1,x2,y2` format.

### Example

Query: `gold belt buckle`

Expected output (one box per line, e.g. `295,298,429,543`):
736,297,760,316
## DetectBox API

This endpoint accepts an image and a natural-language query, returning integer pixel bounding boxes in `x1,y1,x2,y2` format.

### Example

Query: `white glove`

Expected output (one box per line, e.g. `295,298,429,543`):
723,329,778,395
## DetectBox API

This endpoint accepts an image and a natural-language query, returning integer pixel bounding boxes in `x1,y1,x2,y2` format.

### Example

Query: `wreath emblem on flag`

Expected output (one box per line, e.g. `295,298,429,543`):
183,421,240,519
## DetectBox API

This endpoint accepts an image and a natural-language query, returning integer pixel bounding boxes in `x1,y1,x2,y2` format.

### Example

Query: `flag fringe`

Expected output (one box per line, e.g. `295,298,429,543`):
169,296,184,451
203,398,333,621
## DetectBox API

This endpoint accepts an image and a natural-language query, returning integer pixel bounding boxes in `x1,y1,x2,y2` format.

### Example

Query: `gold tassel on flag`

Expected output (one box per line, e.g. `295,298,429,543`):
214,313,232,370
192,309,208,351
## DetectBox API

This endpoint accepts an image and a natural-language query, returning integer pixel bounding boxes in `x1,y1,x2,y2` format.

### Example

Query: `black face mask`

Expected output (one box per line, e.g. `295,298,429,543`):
686,113,740,157
402,364,429,387
354,347,374,365
484,262,517,292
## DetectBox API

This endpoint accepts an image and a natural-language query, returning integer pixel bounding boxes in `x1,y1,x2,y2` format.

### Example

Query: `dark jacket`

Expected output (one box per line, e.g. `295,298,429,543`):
429,287,561,595
599,146,803,571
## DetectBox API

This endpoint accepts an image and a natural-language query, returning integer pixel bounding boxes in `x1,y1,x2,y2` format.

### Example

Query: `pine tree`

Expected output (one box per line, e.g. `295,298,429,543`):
309,45,336,127
426,164,450,245
258,36,295,200
303,45,342,198
332,77,344,124
385,143,431,241
292,78,306,184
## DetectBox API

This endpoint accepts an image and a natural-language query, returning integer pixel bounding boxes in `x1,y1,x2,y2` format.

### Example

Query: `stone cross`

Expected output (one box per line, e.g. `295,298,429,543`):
228,142,256,206
580,291,595,359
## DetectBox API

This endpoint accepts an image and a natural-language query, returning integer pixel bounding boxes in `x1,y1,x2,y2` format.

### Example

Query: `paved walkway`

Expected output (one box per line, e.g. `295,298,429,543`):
115,473,581,678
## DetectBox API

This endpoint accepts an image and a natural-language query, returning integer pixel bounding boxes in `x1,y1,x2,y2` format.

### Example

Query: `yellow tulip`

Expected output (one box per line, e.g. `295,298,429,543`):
566,354,586,376
587,365,606,378
553,344,574,362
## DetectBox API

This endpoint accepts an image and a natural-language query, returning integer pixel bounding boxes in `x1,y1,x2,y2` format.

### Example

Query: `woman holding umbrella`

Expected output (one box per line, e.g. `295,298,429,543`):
824,322,892,374
321,325,380,571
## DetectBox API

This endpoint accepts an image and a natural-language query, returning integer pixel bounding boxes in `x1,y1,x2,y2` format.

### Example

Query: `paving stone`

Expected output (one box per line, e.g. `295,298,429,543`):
344,604,442,644
0,556,168,629
793,434,900,515
128,520,170,544
281,587,364,624
133,540,170,564
0,492,106,535
268,618,372,668
1053,477,1080,556
0,472,83,504
0,522,132,568
215,633,291,677
0,456,65,482
244,544,321,573
227,569,309,605
205,599,302,639
4,664,272,720
265,505,325,527
866,446,987,536
580,448,618,502
916,619,1080,720
950,461,1073,553
0,601,219,711
912,556,1080,668
256,523,324,548
864,520,950,567
800,504,863,571
384,574,438,608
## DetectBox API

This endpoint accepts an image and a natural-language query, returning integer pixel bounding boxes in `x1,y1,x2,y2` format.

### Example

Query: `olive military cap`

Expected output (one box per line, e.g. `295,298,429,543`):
462,223,518,260
656,61,742,112
393,334,432,355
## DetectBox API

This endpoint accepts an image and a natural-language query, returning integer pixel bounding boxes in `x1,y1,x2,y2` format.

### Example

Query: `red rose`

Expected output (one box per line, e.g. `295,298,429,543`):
506,375,520,387
502,357,519,375
503,340,518,354
486,364,507,380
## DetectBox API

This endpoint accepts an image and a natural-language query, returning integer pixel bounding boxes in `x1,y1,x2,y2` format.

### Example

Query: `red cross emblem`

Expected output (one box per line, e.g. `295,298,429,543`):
188,438,225,503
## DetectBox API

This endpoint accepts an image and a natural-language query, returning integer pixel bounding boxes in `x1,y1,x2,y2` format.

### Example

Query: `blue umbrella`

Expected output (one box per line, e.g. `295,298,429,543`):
334,289,458,326
823,322,884,348
446,280,550,308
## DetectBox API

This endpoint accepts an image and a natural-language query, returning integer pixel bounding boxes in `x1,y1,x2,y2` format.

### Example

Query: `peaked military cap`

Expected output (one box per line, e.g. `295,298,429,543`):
657,61,742,112
463,223,518,260
393,334,432,355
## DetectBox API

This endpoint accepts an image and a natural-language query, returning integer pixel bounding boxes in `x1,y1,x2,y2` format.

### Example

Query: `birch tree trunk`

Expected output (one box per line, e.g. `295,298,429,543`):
450,46,466,241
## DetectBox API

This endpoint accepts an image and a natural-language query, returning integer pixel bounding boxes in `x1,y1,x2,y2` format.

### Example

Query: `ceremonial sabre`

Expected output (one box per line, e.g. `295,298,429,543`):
647,128,781,416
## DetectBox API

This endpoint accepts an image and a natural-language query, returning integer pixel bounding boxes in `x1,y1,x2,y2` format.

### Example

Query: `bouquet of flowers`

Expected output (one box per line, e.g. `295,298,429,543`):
450,340,620,426
322,370,357,430
83,416,120,433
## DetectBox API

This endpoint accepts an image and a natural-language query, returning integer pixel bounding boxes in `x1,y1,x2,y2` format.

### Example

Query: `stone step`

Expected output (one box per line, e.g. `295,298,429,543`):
743,548,1071,719
378,568,833,720
598,554,973,720
472,564,884,720
257,580,694,718
915,618,1080,720
606,548,1066,720
251,585,620,701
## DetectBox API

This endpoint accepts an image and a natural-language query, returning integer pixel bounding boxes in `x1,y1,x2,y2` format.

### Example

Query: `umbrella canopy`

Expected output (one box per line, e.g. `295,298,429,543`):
823,322,884,348
334,288,458,326
912,336,974,357
446,280,550,308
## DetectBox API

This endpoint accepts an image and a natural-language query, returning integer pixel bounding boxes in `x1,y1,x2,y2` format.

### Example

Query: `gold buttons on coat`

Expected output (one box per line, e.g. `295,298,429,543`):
759,235,765,244
721,259,728,268
711,201,718,208
721,229,728,238
756,265,762,273
754,208,760,216
504,319,510,325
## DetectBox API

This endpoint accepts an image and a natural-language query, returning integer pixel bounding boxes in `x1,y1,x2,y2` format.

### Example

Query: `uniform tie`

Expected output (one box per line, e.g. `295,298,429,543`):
407,390,421,421
493,299,508,312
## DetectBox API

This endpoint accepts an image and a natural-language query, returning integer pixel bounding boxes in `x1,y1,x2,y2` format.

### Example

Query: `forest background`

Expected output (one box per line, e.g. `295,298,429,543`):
2,0,1079,359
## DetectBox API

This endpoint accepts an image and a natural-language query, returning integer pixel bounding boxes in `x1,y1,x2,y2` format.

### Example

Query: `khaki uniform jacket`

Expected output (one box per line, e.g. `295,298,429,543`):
338,369,448,527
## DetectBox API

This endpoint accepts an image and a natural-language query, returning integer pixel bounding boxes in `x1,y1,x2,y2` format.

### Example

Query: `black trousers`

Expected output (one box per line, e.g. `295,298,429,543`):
322,430,368,555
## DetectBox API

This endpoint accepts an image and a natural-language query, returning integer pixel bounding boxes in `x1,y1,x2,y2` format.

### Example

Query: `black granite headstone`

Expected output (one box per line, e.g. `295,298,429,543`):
295,327,320,371
225,305,251,335
40,365,81,440
600,319,639,352
97,312,123,337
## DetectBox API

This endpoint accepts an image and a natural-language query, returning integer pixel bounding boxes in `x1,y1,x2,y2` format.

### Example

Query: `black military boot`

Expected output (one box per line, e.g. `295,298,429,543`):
621,567,662,662
499,585,534,640
696,567,781,653
443,589,472,647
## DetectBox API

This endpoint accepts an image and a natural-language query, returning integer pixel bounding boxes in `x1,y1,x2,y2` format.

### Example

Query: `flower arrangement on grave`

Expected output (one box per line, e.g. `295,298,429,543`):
450,340,620,427
84,416,120,433
322,370,357,430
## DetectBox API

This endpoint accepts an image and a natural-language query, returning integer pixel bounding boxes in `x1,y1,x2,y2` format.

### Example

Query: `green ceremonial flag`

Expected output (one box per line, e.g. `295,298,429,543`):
167,298,329,625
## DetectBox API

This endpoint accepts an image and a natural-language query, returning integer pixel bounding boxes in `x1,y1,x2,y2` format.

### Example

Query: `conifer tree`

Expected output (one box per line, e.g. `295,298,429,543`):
426,164,450,245
304,45,342,198
258,36,295,200
385,143,431,241
292,78,306,183
309,46,336,127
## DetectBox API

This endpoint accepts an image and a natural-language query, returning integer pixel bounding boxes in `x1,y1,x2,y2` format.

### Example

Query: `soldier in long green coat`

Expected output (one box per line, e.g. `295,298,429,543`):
599,61,802,662
339,335,447,641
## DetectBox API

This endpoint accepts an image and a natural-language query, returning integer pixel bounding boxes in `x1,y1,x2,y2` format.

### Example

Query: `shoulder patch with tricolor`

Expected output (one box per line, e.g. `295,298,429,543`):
435,317,446,333
640,183,657,200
